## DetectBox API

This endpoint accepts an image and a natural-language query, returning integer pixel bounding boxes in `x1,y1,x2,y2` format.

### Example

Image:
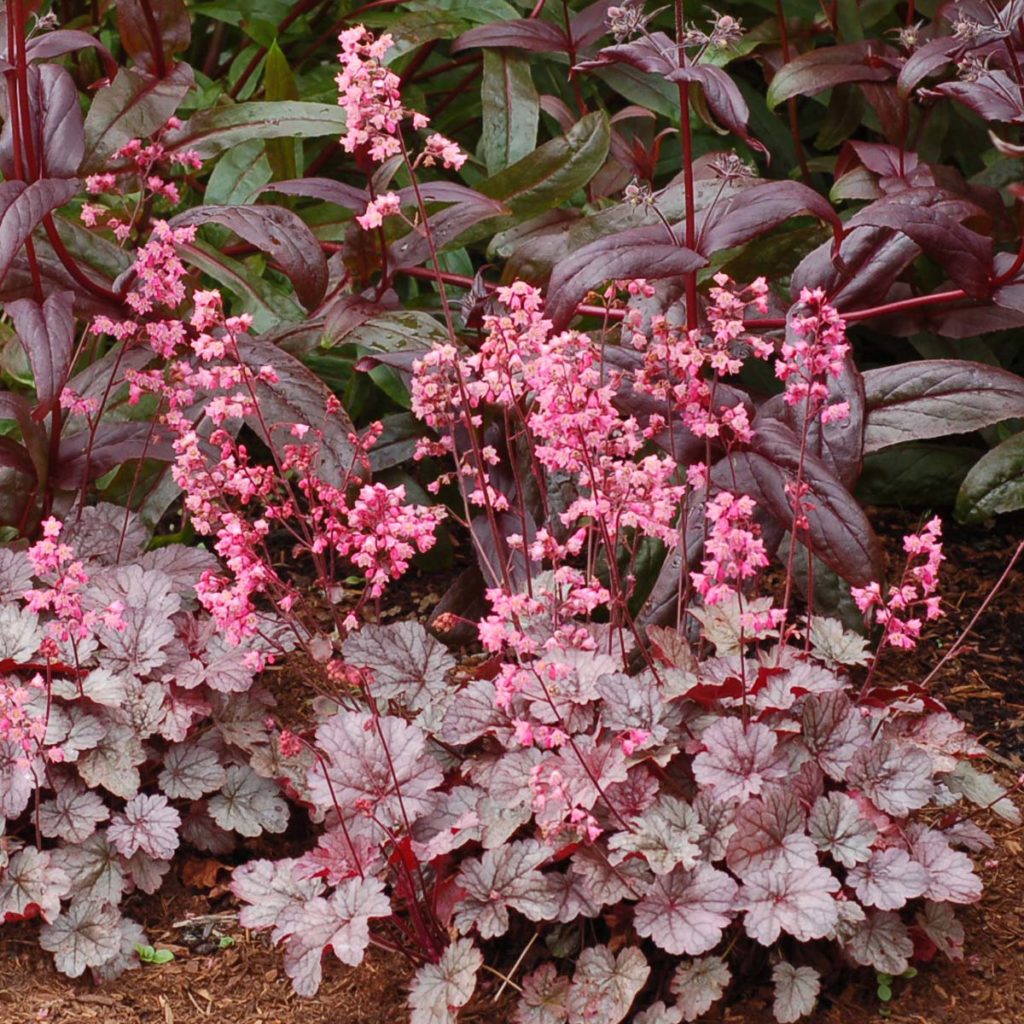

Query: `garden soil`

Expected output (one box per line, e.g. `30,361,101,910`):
1,513,1022,1024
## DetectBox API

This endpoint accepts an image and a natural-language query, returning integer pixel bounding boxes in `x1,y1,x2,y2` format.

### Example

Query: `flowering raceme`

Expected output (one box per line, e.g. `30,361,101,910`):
852,517,945,649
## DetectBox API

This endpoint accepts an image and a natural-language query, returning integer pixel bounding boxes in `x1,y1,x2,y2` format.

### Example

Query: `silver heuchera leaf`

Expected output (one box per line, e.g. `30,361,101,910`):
807,617,871,667
136,544,218,600
90,565,181,676
670,956,731,1022
607,795,704,875
108,793,181,860
409,938,483,1024
569,847,652,907
208,765,288,838
308,711,442,833
633,1001,684,1024
0,742,36,818
61,502,147,563
277,876,391,996
454,839,553,939
39,899,122,978
908,826,982,904
344,621,456,730
772,963,820,1023
0,605,42,660
77,723,145,799
0,846,71,922
39,776,110,844
0,548,33,602
515,963,570,1024
176,630,257,693
438,679,506,746
847,848,929,910
410,786,482,862
692,719,787,803
807,792,876,868
694,791,738,862
158,741,228,800
916,901,965,960
725,788,816,880
91,915,147,983
633,864,739,956
52,831,125,905
740,864,840,945
846,738,936,817
230,857,324,930
845,910,913,974
124,849,171,895
566,946,649,1024
943,761,1021,823
801,692,871,780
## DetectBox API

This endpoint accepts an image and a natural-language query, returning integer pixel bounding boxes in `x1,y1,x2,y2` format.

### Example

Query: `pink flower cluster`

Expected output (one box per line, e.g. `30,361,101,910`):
81,118,201,241
338,26,465,231
23,518,126,644
0,674,47,766
690,491,773,607
628,274,771,444
775,287,851,424
852,517,945,649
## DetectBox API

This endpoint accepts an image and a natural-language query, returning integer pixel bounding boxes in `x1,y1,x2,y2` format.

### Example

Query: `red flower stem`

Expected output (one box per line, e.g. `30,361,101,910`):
674,0,699,331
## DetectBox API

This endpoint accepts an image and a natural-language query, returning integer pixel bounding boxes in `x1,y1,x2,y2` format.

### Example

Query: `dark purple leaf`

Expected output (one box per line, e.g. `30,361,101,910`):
546,225,705,330
666,65,764,153
236,335,358,486
576,33,676,76
260,177,367,210
82,63,194,171
54,421,174,488
116,0,191,76
170,204,328,310
791,225,920,308
24,29,117,77
863,360,1024,452
697,181,842,258
571,0,619,49
6,290,75,418
388,194,507,269
0,178,79,286
0,65,83,179
0,436,34,476
452,20,569,55
896,38,960,97
766,42,898,109
850,195,992,297
934,72,1024,124
0,390,47,480
715,421,884,587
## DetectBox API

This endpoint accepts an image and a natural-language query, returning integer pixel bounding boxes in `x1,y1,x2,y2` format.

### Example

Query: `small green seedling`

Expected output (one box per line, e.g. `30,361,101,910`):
135,943,175,965
876,967,918,1015
217,935,235,950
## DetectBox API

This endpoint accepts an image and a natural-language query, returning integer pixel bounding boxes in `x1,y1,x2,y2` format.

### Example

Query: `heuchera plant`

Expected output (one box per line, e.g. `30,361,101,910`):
232,263,1020,1022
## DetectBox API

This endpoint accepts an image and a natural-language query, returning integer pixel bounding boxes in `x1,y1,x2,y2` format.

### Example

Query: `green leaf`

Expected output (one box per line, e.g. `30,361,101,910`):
481,50,539,175
877,984,893,1002
329,309,450,352
858,442,978,507
205,141,273,206
479,110,610,222
151,949,175,964
955,430,1024,522
264,41,300,181
164,101,346,159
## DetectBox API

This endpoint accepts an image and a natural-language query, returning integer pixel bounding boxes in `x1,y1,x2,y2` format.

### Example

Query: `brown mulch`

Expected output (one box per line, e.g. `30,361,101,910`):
1,515,1023,1024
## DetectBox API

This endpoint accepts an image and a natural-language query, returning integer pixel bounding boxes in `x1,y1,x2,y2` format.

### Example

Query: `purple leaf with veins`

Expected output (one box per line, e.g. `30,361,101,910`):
671,956,731,1022
801,692,871,780
693,719,787,803
633,864,738,956
454,839,553,938
772,962,820,1023
740,864,840,945
230,857,324,931
909,827,983,904
107,793,181,861
0,847,70,922
808,792,876,867
409,938,483,1024
725,787,816,880
845,910,913,974
566,946,649,1024
848,848,929,910
846,738,936,816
